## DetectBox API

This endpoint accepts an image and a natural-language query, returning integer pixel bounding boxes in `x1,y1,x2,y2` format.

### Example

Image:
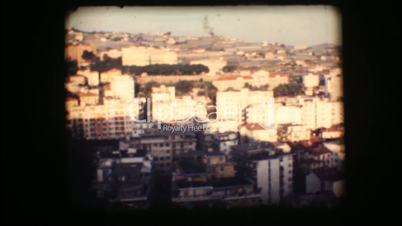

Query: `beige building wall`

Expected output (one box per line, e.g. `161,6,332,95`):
110,75,135,102
190,58,226,76
122,46,178,66
100,69,123,84
65,44,96,66
275,104,302,125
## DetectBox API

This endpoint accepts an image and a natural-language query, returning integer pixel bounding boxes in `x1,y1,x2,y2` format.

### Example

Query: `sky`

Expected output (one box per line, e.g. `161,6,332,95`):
66,6,341,46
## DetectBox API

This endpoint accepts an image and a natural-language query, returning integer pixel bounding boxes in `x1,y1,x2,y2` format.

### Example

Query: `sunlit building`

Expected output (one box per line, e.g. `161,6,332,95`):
216,88,274,124
151,85,207,122
122,46,178,66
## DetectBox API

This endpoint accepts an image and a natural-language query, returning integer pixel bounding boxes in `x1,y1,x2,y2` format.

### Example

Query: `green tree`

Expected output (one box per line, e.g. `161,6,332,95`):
122,64,209,76
66,59,78,75
82,50,97,62
222,64,237,73
273,83,304,97
277,124,291,142
91,55,122,72
175,80,194,95
203,81,217,102
244,83,269,91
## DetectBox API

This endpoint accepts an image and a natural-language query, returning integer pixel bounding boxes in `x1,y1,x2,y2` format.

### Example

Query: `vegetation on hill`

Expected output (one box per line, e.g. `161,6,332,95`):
122,64,209,76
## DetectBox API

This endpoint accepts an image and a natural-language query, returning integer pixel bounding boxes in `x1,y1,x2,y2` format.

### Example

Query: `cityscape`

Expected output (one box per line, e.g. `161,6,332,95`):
65,6,344,209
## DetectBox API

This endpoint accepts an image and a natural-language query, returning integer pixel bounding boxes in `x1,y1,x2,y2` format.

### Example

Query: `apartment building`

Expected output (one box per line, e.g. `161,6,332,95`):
216,88,274,124
231,144,293,204
67,97,140,140
120,131,197,171
151,85,207,122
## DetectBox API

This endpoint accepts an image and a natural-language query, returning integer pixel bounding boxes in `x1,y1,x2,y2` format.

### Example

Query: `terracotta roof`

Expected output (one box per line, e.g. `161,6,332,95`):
323,124,344,132
310,145,332,155
243,123,265,131
66,97,78,102
214,75,239,81
104,68,121,73
269,72,289,77
78,92,98,97
215,75,253,81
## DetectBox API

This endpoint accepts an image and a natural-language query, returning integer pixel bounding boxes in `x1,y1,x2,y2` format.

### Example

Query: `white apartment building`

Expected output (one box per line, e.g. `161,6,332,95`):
253,152,293,204
216,88,274,124
151,85,207,122
110,75,135,102
325,74,343,101
67,97,140,140
246,99,276,128
274,104,302,125
303,73,320,95
301,97,343,129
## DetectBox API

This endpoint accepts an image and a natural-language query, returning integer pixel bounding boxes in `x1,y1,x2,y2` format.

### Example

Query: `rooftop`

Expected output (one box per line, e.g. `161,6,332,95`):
177,159,206,174
243,123,265,131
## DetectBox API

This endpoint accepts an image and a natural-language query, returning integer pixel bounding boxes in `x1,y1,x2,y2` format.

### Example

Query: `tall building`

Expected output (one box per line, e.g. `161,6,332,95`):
110,75,135,102
325,74,343,101
231,144,293,204
274,101,302,125
120,131,197,171
216,88,274,124
255,153,293,204
151,85,207,122
300,97,343,129
303,73,320,95
67,97,140,140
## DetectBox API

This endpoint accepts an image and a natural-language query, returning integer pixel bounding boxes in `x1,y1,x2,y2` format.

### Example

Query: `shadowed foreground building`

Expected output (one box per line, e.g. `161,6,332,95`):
94,148,152,207
231,143,293,204
171,155,260,208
